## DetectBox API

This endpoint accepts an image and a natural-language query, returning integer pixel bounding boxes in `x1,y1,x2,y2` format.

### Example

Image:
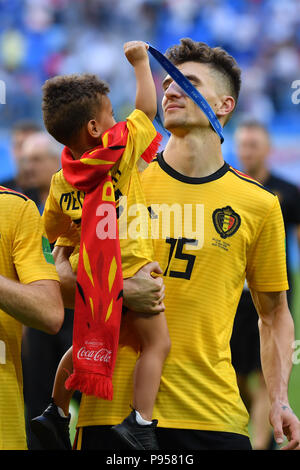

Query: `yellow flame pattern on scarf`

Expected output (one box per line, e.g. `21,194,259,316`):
105,256,117,322
89,297,94,320
83,243,94,287
81,157,115,166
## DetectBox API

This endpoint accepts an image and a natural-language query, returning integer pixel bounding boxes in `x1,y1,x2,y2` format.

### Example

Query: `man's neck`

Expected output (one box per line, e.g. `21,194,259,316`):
163,128,224,178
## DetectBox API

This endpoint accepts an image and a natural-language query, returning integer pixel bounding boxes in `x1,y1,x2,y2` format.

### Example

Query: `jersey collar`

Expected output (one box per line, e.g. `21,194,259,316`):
156,151,230,185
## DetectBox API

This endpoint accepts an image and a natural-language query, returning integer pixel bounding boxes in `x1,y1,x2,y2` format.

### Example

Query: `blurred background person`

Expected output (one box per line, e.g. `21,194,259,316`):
230,120,300,450
0,120,42,204
19,131,61,213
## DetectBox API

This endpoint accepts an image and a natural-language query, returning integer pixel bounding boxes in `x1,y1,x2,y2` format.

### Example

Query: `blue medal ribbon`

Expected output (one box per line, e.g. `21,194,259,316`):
147,44,224,143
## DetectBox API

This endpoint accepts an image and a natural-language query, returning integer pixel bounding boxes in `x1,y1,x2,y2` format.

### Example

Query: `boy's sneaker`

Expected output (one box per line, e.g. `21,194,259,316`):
30,399,72,450
111,410,159,450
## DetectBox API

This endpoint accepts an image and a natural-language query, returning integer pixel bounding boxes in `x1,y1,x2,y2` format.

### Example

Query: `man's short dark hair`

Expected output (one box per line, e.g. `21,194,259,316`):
12,120,41,134
165,38,242,105
42,73,110,145
236,119,270,137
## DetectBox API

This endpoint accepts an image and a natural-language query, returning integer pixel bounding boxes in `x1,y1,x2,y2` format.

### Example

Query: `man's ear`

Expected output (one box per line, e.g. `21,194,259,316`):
87,119,102,139
216,95,235,122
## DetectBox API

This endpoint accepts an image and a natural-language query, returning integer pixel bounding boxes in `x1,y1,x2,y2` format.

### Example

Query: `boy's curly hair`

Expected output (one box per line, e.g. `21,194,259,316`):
42,73,110,145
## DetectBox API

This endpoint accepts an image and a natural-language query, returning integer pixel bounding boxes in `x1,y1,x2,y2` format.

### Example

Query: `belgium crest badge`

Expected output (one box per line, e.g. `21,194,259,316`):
212,206,241,239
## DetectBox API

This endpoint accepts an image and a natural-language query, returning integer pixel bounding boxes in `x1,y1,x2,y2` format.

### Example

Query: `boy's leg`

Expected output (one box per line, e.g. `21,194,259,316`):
128,311,171,421
112,311,171,450
52,346,74,416
30,346,74,450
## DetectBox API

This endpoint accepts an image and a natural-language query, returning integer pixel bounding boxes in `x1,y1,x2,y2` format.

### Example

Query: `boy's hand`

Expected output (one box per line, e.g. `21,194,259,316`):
124,41,149,67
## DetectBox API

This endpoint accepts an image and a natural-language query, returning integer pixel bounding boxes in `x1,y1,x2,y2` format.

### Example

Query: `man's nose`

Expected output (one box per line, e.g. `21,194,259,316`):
164,80,185,97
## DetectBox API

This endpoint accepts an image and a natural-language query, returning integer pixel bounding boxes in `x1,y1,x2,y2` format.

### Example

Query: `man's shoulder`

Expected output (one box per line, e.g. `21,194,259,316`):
227,166,277,204
0,185,30,205
0,178,18,191
0,186,38,231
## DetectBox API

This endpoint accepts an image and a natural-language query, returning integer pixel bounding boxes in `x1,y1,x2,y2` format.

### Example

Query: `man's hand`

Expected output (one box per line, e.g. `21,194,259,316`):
123,261,165,315
252,290,299,449
270,401,300,450
124,41,149,67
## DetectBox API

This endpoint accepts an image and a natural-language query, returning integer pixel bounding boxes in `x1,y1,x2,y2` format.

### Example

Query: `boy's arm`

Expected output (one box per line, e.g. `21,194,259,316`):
52,245,77,309
124,41,157,122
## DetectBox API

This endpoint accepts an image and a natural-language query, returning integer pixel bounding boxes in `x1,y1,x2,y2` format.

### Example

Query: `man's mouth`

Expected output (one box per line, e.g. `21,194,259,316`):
165,104,183,112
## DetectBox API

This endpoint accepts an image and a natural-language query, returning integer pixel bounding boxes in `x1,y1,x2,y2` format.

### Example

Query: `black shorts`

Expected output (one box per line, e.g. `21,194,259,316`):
75,425,252,451
230,290,261,375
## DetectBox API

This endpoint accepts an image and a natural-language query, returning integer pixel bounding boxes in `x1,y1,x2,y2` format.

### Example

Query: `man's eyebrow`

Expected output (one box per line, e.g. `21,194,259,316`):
162,74,202,89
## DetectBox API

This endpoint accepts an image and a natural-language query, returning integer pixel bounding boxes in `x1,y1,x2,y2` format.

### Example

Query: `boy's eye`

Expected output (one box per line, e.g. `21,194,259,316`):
112,110,115,117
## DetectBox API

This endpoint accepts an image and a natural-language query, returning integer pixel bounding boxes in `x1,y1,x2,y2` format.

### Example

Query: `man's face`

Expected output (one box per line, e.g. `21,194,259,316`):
235,127,270,174
12,130,36,164
20,140,59,190
161,61,223,134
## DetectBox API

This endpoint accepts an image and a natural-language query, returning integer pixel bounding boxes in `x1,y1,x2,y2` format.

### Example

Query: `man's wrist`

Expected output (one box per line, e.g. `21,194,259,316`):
270,396,290,407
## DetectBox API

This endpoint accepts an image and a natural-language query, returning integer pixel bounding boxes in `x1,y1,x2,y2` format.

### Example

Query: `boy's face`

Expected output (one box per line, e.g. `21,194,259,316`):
94,95,116,137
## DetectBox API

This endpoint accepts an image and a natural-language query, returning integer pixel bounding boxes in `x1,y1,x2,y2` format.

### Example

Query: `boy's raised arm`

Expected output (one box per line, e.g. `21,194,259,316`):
124,41,157,122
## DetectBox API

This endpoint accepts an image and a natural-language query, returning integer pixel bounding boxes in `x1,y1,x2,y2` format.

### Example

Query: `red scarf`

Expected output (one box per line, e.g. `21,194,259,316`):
62,122,127,400
62,121,161,400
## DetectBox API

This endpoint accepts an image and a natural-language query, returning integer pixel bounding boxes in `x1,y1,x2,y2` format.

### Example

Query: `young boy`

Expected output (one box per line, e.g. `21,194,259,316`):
30,41,170,451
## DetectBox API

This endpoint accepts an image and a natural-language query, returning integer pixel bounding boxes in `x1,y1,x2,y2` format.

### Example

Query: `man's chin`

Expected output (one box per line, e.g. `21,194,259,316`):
163,118,183,132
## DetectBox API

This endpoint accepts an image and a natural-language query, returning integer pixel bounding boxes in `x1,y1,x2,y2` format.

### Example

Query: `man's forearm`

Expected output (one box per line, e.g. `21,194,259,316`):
259,311,294,404
252,289,300,448
255,292,295,404
0,275,64,334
